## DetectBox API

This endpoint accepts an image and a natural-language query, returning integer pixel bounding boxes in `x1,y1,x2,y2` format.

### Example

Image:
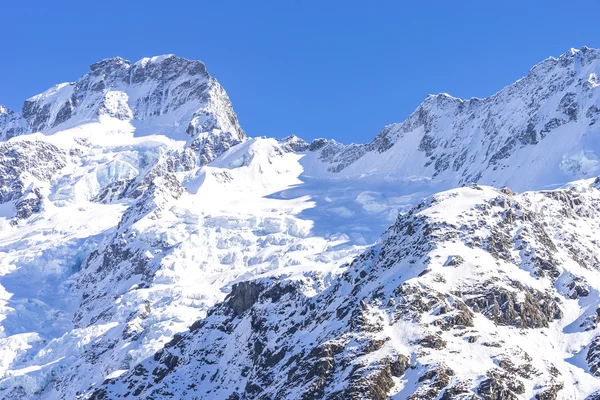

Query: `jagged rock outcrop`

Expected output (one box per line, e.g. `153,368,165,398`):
477,369,525,400
589,336,600,377
0,140,67,222
0,105,26,141
0,140,67,204
279,134,309,153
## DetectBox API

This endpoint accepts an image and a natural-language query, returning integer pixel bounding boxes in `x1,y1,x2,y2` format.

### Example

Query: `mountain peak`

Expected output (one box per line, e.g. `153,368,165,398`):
89,56,131,72
12,52,241,144
85,54,209,86
1,53,245,167
556,45,600,64
565,45,598,57
134,54,179,67
129,53,208,79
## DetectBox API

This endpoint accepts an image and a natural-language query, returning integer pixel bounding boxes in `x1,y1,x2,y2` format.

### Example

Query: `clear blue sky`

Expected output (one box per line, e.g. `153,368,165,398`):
2,1,599,143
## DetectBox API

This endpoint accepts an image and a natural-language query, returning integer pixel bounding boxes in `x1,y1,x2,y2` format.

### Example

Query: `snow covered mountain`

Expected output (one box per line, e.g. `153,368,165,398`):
307,46,600,192
1,47,600,399
1,54,245,166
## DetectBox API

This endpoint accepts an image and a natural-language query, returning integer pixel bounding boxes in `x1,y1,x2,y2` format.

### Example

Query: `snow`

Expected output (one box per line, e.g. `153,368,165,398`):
26,82,74,103
300,47,600,196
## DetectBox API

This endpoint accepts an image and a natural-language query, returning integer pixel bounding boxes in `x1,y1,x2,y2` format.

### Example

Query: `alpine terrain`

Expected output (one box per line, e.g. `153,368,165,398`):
1,47,600,399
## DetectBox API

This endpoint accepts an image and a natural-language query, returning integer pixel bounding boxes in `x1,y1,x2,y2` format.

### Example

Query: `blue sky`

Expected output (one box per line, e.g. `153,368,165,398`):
2,1,600,143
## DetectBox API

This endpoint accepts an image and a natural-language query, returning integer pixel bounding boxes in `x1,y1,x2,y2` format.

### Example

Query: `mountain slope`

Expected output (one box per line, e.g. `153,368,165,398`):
0,106,27,141
91,182,600,400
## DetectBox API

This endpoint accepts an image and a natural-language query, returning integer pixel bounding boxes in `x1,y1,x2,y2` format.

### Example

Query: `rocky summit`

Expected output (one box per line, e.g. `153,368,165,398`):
1,48,600,399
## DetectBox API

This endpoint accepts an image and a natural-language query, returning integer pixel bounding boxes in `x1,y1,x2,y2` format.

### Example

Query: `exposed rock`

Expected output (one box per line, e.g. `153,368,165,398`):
13,187,43,221
535,382,564,400
477,369,525,399
465,284,562,329
226,282,263,316
409,365,454,400
0,140,67,204
587,336,600,377
279,135,309,153
0,105,27,140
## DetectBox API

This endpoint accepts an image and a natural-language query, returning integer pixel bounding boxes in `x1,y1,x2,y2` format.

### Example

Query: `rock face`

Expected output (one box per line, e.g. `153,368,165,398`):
589,336,600,377
90,183,600,399
0,140,66,204
0,105,27,141
0,140,67,223
307,47,600,192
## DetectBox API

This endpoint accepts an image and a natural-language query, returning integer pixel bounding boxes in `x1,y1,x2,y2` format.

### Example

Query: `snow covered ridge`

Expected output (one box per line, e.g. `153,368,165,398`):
0,54,245,165
307,46,600,192
4,46,600,189
89,182,600,399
